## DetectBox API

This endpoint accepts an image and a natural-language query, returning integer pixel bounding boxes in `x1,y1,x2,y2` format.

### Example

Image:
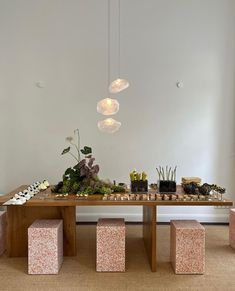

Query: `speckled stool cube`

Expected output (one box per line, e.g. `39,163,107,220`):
0,211,7,255
28,219,63,274
170,220,205,274
96,218,125,272
229,209,235,249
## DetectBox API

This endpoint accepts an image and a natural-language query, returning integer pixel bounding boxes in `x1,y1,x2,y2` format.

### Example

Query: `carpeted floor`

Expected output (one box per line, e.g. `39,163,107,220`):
0,224,234,291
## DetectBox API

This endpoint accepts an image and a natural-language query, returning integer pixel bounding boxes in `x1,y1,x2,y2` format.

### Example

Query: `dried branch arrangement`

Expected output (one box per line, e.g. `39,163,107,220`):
156,166,177,181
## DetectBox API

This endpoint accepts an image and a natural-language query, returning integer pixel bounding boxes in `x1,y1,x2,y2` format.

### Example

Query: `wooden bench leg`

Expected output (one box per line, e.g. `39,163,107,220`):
7,206,76,257
143,205,157,272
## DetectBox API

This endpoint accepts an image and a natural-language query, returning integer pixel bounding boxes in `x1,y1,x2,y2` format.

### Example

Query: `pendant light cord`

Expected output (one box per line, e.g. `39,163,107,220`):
118,0,121,77
107,0,110,91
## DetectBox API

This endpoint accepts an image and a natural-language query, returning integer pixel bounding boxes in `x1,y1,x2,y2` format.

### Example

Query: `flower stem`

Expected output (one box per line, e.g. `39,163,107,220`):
68,152,79,162
76,129,81,161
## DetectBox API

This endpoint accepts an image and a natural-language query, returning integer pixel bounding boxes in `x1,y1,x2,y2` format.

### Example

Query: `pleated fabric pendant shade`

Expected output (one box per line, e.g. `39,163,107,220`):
109,78,129,93
97,98,119,115
97,118,121,133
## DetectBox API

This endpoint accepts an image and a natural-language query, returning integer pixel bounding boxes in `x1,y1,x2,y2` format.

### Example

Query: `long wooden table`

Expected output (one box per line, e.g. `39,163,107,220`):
0,186,233,272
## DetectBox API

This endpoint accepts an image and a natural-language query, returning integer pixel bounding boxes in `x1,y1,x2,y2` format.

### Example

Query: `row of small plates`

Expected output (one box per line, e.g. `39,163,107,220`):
3,180,50,205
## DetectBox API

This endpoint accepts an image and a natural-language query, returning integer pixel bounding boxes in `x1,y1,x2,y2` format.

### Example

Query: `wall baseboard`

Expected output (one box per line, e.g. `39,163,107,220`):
76,212,229,223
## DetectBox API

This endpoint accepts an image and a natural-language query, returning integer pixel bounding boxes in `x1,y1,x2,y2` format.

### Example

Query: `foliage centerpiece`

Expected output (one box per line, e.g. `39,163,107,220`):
52,129,125,195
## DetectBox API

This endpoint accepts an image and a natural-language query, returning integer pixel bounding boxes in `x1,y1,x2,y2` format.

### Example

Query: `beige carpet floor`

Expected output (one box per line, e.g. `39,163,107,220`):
0,224,235,291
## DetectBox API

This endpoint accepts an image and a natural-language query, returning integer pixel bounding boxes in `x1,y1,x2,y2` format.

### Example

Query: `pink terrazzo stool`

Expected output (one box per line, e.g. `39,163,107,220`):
96,218,125,272
28,219,63,274
0,211,7,255
229,209,235,249
170,220,205,274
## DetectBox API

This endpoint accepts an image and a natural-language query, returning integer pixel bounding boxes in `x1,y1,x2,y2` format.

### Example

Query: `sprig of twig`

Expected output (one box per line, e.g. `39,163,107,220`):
156,165,177,181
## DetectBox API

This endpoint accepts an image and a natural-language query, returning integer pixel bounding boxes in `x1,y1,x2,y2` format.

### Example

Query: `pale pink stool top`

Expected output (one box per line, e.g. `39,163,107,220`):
97,218,125,227
29,219,62,229
171,220,205,230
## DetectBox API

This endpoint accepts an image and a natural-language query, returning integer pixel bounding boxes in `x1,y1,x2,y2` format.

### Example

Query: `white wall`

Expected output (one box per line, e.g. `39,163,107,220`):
0,0,235,222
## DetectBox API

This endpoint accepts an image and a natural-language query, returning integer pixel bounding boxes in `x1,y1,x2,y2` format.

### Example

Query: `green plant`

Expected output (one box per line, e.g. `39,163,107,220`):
95,186,111,194
111,185,126,193
129,170,148,181
61,129,81,162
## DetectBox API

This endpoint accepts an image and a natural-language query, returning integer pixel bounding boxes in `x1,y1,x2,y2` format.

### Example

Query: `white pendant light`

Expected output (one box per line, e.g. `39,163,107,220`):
97,97,119,115
98,118,121,133
109,78,129,93
109,0,129,93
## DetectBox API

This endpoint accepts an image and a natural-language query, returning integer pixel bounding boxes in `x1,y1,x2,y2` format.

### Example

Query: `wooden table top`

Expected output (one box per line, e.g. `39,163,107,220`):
0,185,233,207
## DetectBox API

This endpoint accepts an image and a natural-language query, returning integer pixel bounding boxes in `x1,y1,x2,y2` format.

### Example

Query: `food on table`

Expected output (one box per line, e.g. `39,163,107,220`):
142,194,148,200
75,193,88,199
171,194,177,201
43,180,50,187
135,194,140,200
39,183,47,191
163,194,170,201
156,194,162,201
199,195,206,201
182,182,199,194
182,177,201,185
129,194,136,200
150,183,157,190
149,194,156,201
182,181,226,200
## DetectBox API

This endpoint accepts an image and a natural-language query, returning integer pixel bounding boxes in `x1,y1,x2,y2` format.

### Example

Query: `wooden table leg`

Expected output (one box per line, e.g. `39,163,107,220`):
7,206,76,257
143,205,157,272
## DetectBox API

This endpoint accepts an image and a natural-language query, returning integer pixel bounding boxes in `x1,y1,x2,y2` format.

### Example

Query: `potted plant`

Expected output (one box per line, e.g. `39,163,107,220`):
156,166,177,193
130,170,148,193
